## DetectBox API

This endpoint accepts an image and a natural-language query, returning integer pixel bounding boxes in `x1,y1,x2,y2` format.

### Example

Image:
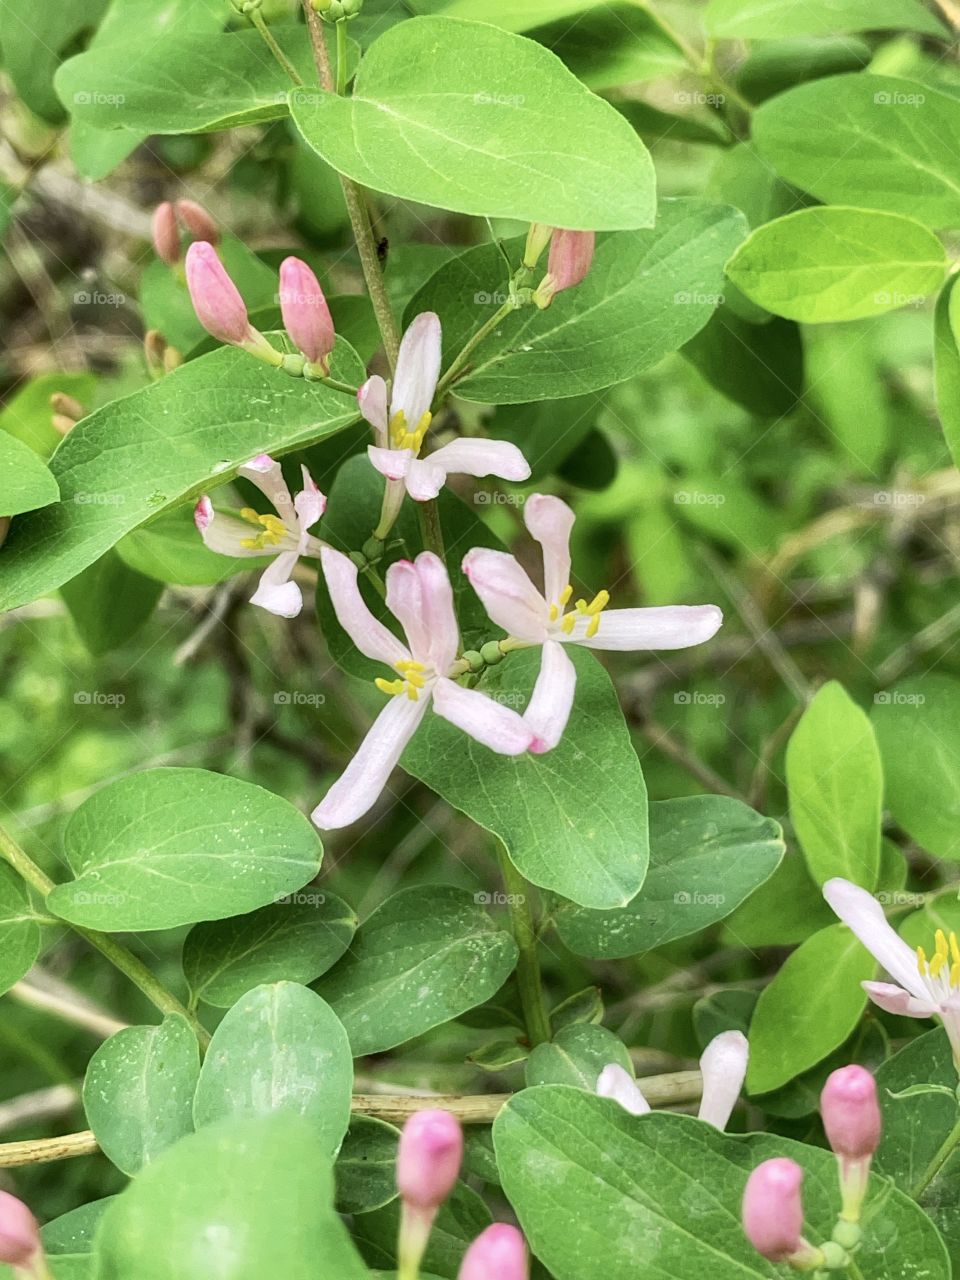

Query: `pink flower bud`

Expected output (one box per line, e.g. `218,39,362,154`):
175,199,219,245
821,1065,881,1161
0,1191,41,1267
742,1159,806,1263
185,242,251,346
533,229,595,308
152,201,180,266
458,1224,528,1280
397,1109,463,1211
279,257,335,369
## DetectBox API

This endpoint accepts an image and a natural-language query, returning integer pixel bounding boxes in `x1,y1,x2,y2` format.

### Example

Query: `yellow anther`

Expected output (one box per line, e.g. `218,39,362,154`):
374,677,406,697
931,951,947,979
549,604,559,622
952,961,960,988
586,614,602,639
951,932,960,965
240,507,262,526
560,612,576,635
389,409,432,455
559,585,573,606
918,946,928,976
375,659,428,702
937,929,948,955
238,508,287,550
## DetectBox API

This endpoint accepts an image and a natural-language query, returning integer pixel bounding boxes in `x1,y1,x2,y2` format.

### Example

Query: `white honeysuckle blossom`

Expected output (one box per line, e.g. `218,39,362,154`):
194,453,325,619
311,547,535,830
824,877,960,1068
597,1030,749,1129
360,312,530,527
463,494,724,750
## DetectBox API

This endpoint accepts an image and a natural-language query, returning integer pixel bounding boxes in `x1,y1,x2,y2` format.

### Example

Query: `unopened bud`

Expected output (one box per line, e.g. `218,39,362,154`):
742,1160,822,1268
533,229,595,309
0,1191,41,1268
279,257,335,370
185,242,280,366
479,640,504,666
175,199,218,245
151,201,180,266
821,1065,880,1222
461,649,484,673
458,1224,528,1280
522,222,553,270
596,1063,650,1117
397,1110,463,1280
50,392,85,421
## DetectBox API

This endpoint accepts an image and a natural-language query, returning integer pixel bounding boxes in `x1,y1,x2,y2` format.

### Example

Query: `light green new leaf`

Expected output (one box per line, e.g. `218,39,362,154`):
753,75,960,231
425,0,605,31
786,681,883,888
934,274,960,468
404,649,649,910
406,201,747,403
704,0,947,38
872,675,960,860
0,864,42,997
725,206,948,323
0,430,60,516
93,1113,369,1280
555,795,783,957
193,983,352,1155
289,17,655,230
82,1016,200,1176
183,895,357,1008
0,339,363,613
317,886,518,1056
46,767,323,931
494,1089,950,1280
747,923,874,1094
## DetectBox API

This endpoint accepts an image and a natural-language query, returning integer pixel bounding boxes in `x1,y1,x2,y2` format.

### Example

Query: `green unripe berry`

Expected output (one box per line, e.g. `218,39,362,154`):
361,537,384,563
461,650,484,673
281,352,306,378
480,640,505,666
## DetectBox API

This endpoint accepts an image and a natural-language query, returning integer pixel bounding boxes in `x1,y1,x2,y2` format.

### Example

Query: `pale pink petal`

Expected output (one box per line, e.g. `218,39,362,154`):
462,548,549,643
320,547,410,667
392,312,441,428
385,559,431,664
359,376,389,447
403,457,448,502
432,678,532,755
823,879,927,1002
698,1031,748,1130
311,694,429,829
596,1064,650,1117
414,552,460,674
570,604,723,651
523,639,576,753
426,438,531,483
239,454,295,523
194,498,267,559
249,550,302,618
294,464,326,532
368,444,413,483
524,494,575,607
862,981,939,1019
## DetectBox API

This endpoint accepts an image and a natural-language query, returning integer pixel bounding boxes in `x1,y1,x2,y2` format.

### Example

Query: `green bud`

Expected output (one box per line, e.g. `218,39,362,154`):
361,536,384,563
818,1242,849,1271
480,640,505,666
831,1220,861,1251
461,649,484,673
281,352,306,378
231,0,262,12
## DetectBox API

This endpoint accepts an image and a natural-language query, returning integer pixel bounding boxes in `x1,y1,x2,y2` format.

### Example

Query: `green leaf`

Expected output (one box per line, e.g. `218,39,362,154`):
555,796,784,958
805,323,891,474
0,0,109,122
405,648,650,910
288,16,655,230
317,886,518,1056
0,429,60,515
42,1199,115,1255
0,340,363,613
354,1183,491,1279
683,309,804,418
193,983,352,1155
936,273,960,468
525,1023,632,1089
0,371,95,457
720,849,837,946
46,767,323,931
93,1113,369,1280
61,551,163,656
872,675,960,860
116,507,252,586
725,206,948,323
495,1089,950,1280
525,5,686,92
786,681,883,888
406,201,747,403
336,1116,400,1215
82,1016,200,1176
736,35,870,105
183,895,357,1009
747,923,874,1093
753,75,960,231
0,863,41,997
425,0,604,32
704,0,947,38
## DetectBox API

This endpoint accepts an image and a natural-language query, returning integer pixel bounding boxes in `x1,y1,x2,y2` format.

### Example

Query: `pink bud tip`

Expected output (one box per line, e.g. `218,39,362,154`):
821,1065,881,1160
397,1109,463,1211
0,1191,40,1267
152,201,180,266
538,228,595,306
458,1224,528,1280
194,495,213,531
185,241,251,346
279,257,335,367
175,199,219,245
742,1158,805,1262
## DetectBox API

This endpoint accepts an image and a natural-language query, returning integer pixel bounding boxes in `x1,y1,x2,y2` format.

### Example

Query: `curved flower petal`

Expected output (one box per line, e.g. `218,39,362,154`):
249,550,302,618
239,454,295,523
368,444,413,483
596,1064,650,1117
524,493,574,607
823,878,928,1003
294,464,326,533
570,604,723,651
320,547,410,667
385,558,431,664
432,679,532,756
426,438,531,483
392,312,442,429
194,498,268,559
403,458,448,502
523,639,576,753
414,552,460,675
698,1030,748,1130
359,376,389,447
462,548,549,643
311,694,429,829
862,981,939,1019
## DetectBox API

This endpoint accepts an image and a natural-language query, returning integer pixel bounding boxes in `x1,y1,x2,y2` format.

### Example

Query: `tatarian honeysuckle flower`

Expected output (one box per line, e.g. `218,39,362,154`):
821,1064,881,1225
742,1159,823,1269
311,548,535,829
360,312,530,535
597,1030,748,1129
824,877,960,1071
0,1191,42,1271
397,1110,463,1280
459,1224,528,1280
175,198,219,245
533,228,596,309
194,454,325,618
278,256,335,374
152,201,180,266
463,494,723,751
185,242,281,366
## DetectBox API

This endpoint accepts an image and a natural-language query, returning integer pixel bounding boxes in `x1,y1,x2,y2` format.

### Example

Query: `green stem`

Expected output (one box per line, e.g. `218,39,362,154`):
495,845,551,1047
636,1,752,117
417,499,446,561
335,19,349,95
434,298,518,403
0,823,210,1047
911,1110,960,1198
250,9,304,85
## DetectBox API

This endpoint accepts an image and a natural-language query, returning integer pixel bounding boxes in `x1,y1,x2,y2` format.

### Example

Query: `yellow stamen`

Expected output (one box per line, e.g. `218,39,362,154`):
951,932,960,965
375,659,428,702
559,585,573,606
390,409,433,455
237,509,287,550
930,951,947,979
952,961,960,987
918,946,928,977
374,677,406,696
560,613,576,635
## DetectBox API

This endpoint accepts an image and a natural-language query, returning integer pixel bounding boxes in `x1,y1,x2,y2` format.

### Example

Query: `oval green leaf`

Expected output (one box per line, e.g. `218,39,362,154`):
0,430,60,516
